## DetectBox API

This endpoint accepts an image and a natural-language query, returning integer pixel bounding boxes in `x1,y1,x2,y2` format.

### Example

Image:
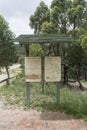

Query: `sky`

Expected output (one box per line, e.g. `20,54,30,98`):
0,0,51,37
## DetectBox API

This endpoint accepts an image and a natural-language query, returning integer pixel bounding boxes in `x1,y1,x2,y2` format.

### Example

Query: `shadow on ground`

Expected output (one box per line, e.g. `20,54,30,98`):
40,111,74,121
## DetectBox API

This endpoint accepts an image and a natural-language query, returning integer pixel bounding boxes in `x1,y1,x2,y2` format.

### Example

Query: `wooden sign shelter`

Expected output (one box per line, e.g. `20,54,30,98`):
14,34,73,108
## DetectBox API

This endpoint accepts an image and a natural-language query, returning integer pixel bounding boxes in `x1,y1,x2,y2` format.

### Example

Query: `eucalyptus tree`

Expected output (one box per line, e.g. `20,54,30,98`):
29,1,50,34
50,0,71,34
0,15,16,85
29,0,87,85
29,0,72,84
81,33,87,50
67,0,87,39
66,44,87,90
41,21,57,34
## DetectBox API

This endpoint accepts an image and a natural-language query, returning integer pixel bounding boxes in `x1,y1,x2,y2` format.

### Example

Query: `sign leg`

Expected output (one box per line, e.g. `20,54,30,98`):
56,82,60,105
26,82,30,108
41,56,45,93
42,80,44,93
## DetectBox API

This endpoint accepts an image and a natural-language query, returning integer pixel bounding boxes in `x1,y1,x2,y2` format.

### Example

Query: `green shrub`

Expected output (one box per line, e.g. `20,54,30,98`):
60,88,87,118
30,44,43,56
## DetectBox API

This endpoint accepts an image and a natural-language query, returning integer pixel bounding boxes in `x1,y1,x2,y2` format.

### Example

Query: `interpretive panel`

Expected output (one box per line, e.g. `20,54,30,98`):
45,57,61,82
25,57,41,82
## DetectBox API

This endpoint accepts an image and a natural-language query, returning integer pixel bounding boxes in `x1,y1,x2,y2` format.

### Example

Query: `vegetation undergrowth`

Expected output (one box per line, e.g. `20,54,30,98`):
0,76,87,121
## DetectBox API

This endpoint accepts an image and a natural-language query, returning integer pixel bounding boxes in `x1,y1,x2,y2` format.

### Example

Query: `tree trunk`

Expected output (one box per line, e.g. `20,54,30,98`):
73,18,76,39
85,71,87,81
5,66,10,85
63,64,69,85
0,67,1,74
76,70,84,91
64,64,67,84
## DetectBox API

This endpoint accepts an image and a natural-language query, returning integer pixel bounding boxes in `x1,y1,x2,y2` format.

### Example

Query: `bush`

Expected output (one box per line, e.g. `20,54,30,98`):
60,88,87,118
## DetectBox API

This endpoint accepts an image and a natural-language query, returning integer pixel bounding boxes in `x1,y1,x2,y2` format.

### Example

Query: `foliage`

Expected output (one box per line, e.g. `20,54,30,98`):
81,33,87,50
29,0,87,84
66,44,85,69
60,88,87,119
51,0,71,34
15,44,25,64
65,44,87,90
29,0,87,37
67,0,87,39
29,1,50,34
29,0,87,46
41,21,57,34
0,15,16,84
30,43,43,56
0,42,16,67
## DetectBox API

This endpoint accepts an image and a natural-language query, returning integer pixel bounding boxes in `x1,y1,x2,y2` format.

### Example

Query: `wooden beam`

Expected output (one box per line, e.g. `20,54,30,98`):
24,44,29,56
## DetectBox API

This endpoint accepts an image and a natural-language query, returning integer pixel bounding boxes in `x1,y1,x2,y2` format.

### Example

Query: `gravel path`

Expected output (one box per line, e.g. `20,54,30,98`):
0,110,87,130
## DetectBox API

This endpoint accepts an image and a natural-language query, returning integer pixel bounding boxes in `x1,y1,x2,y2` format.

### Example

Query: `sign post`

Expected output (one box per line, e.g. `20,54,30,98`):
41,56,45,93
24,44,30,108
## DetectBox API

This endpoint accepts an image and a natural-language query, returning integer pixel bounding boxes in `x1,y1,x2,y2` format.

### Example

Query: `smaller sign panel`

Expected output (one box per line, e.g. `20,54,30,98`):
45,57,61,82
25,57,41,82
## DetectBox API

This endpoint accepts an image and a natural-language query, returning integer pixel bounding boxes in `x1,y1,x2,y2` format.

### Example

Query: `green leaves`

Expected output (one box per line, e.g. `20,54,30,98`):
30,43,43,56
0,15,9,41
66,44,85,69
29,1,50,34
29,0,87,37
29,0,87,70
41,21,57,34
0,15,16,81
82,34,87,50
50,0,71,34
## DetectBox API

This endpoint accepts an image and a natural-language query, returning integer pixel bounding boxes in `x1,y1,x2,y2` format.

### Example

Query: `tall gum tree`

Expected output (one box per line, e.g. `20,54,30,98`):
29,0,87,86
0,15,16,85
50,0,71,34
29,1,50,34
67,0,87,39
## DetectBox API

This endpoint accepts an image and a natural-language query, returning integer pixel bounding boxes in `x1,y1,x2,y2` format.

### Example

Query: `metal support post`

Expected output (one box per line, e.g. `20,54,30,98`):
56,82,60,105
56,44,60,105
41,56,45,93
26,82,30,108
24,44,30,108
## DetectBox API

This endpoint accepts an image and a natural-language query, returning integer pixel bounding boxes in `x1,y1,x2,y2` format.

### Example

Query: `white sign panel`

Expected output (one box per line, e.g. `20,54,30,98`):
45,57,61,82
25,57,41,82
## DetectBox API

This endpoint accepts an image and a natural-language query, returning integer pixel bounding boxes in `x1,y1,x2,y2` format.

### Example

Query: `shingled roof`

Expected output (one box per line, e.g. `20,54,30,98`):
14,34,73,44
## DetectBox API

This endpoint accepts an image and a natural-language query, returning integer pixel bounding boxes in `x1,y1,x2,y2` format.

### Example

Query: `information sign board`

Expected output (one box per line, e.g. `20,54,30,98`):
25,57,41,82
45,57,61,82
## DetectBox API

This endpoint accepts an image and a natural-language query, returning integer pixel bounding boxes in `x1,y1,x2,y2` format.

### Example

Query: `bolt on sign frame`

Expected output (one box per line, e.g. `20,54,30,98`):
14,34,73,108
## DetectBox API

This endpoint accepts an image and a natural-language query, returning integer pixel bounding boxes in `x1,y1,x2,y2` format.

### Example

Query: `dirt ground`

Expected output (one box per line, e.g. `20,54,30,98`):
0,109,87,130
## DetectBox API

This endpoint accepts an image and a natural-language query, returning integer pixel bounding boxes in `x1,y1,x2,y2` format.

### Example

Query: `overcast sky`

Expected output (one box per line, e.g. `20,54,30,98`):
0,0,51,37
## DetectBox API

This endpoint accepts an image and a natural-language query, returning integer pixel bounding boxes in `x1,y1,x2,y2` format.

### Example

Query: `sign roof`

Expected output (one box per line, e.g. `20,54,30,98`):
14,34,74,44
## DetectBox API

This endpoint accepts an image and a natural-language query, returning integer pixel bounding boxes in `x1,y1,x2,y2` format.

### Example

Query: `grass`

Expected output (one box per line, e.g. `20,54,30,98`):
0,76,26,108
0,76,87,121
60,88,87,119
9,67,21,75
